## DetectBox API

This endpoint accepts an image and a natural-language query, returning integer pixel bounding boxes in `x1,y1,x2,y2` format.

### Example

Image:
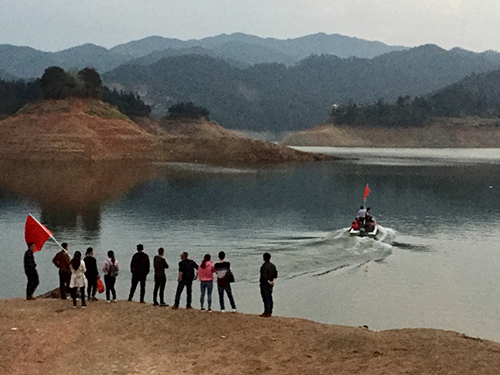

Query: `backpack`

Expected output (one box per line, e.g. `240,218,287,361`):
108,260,118,277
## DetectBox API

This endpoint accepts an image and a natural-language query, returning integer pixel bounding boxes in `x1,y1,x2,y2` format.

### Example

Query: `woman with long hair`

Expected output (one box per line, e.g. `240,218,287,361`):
198,254,215,311
84,247,99,301
102,250,120,303
70,251,87,308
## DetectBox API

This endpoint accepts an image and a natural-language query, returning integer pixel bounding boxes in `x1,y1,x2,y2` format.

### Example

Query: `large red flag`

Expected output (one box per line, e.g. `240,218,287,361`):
25,214,53,253
363,184,370,201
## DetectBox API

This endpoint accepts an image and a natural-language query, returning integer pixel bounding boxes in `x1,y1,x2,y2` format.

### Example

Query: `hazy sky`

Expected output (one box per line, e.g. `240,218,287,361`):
1,0,499,52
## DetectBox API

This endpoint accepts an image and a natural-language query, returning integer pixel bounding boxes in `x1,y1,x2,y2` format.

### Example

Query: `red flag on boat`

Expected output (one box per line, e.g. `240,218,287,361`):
363,184,370,201
25,214,53,253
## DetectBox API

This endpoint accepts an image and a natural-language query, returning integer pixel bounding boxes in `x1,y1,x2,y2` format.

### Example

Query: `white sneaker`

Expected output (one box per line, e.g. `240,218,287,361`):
221,309,225,313
107,300,111,303
231,309,237,313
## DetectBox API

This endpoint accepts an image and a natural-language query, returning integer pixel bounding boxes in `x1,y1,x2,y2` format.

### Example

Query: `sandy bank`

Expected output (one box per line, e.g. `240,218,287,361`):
2,298,500,375
281,118,500,147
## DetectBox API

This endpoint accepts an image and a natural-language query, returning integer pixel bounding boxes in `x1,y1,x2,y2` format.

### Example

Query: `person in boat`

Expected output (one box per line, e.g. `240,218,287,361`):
365,207,372,222
350,218,360,231
356,206,366,224
365,216,375,233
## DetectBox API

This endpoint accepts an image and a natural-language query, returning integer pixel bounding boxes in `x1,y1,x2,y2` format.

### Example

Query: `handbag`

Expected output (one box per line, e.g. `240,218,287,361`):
226,270,235,283
97,276,105,294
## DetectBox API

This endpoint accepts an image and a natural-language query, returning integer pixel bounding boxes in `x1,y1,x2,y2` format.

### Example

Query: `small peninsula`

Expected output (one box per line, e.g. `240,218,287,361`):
0,98,329,165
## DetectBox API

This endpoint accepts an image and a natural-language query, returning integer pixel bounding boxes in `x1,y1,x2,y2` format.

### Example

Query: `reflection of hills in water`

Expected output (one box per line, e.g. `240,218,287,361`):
0,161,163,232
3,158,500,263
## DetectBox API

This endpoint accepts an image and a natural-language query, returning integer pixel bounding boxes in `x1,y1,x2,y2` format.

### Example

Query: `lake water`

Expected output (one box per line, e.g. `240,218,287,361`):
2,149,500,342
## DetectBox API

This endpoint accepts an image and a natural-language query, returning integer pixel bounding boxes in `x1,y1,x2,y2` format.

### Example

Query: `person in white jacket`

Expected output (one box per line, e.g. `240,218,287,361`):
70,251,87,308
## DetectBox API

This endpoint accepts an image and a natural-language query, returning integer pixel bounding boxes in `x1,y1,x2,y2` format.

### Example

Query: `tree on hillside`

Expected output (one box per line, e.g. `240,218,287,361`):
101,87,151,118
167,102,210,120
40,66,76,99
0,79,41,116
77,67,102,98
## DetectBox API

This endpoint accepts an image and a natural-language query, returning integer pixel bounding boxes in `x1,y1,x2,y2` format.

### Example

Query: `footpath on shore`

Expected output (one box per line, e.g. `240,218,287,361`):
2,298,500,375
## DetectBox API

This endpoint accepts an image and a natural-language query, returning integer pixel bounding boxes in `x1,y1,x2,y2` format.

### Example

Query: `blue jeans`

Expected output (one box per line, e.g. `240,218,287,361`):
200,280,213,309
218,284,236,310
260,285,273,314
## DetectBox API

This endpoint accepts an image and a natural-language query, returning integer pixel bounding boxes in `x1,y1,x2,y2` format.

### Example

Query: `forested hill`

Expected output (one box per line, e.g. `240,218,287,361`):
328,66,500,128
0,33,406,79
103,45,500,132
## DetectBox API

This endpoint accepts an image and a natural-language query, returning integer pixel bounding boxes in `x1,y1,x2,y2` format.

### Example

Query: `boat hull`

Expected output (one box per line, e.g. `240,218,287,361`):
349,224,378,238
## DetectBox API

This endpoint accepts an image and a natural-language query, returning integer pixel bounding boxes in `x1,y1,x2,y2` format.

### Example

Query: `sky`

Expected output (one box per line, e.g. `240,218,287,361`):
1,0,500,52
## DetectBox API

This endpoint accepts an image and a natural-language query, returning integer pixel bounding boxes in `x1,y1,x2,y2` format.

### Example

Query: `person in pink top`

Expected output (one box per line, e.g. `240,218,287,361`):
198,254,215,311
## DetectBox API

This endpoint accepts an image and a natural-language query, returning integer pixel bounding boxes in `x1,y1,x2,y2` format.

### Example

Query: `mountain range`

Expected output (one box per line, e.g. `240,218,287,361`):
0,33,407,79
3,33,500,132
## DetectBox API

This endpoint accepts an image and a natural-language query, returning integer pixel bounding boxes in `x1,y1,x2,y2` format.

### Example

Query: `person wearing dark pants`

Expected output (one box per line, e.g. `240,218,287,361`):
24,242,39,300
173,252,198,309
69,251,87,309
128,244,150,303
84,247,99,301
104,275,116,301
259,252,278,317
153,247,169,306
214,251,236,313
52,243,71,299
102,250,119,302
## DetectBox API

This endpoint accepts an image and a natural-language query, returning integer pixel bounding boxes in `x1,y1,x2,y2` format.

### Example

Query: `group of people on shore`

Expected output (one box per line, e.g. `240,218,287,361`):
23,243,278,317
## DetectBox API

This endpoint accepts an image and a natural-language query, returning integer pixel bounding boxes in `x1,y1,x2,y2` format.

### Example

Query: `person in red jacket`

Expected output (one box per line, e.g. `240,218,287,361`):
350,218,360,231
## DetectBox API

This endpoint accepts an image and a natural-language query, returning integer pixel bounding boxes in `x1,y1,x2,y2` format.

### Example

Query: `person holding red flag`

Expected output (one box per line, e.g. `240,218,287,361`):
24,242,39,300
53,243,71,299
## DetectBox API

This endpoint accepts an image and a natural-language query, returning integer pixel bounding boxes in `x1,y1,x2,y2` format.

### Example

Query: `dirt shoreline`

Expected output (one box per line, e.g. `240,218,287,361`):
2,298,500,375
281,118,500,148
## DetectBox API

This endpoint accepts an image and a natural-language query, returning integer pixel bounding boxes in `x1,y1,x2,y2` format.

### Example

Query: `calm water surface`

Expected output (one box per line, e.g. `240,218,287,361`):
2,149,500,342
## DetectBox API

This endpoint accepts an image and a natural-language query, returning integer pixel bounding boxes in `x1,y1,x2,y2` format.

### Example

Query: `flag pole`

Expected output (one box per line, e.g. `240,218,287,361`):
50,236,65,250
27,213,65,251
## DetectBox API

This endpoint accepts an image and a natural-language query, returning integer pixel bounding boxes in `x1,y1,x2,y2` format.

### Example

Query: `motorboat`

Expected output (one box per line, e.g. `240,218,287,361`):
349,219,378,238
349,183,378,238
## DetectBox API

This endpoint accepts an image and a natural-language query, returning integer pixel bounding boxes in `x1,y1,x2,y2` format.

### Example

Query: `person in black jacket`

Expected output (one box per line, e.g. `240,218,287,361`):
24,242,39,300
260,252,278,317
172,252,198,309
84,247,99,301
153,247,169,306
128,244,150,303
214,251,237,313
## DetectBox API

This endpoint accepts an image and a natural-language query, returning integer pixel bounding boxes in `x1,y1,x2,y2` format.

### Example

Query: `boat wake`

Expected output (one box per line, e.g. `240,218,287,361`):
251,226,398,280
